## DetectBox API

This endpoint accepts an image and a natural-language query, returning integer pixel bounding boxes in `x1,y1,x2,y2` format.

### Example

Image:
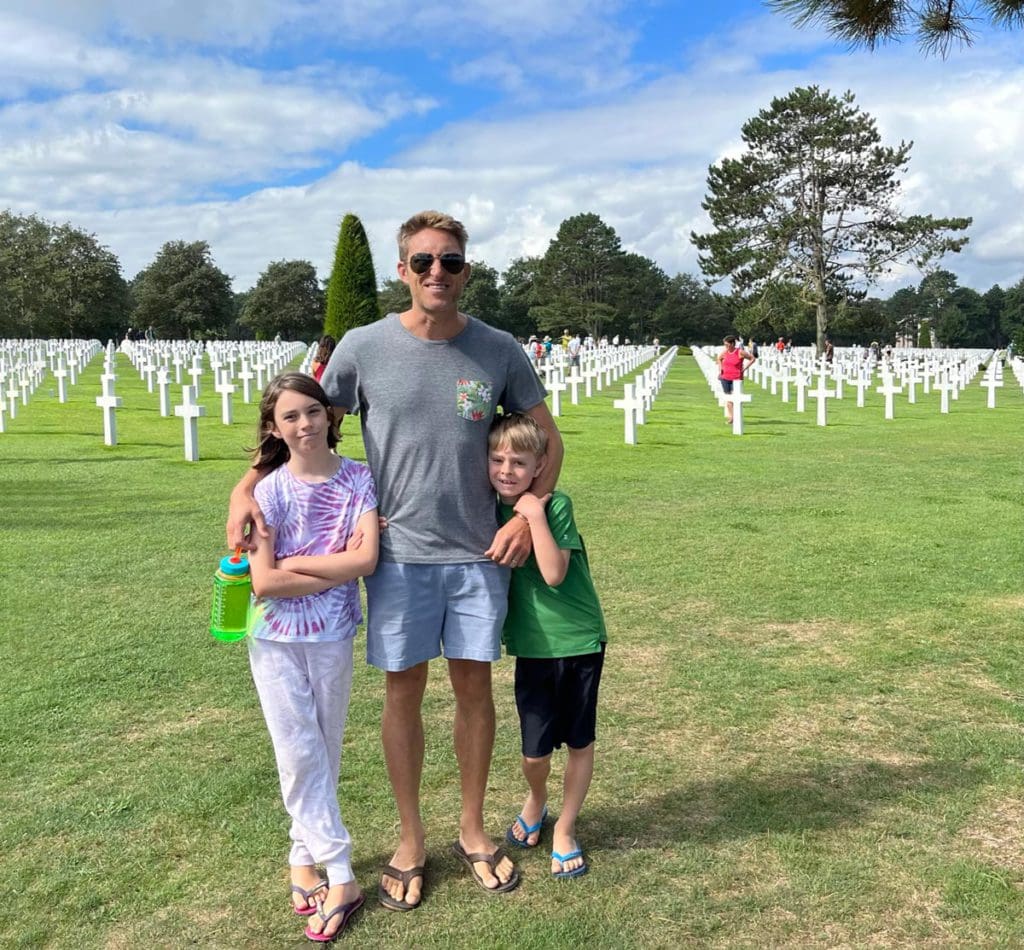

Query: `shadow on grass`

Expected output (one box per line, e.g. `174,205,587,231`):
584,758,983,850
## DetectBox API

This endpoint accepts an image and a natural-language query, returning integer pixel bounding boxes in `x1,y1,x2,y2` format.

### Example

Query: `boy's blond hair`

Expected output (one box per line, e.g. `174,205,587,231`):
488,412,548,457
397,210,468,259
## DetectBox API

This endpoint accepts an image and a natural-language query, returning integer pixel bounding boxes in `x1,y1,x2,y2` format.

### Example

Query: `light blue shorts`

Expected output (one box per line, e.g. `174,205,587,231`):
364,561,511,672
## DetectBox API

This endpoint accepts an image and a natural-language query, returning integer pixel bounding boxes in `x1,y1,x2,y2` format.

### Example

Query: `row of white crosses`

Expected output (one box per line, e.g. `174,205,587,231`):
0,339,102,433
95,339,303,460
541,345,657,417
1010,356,1024,394
745,345,1001,424
613,347,679,444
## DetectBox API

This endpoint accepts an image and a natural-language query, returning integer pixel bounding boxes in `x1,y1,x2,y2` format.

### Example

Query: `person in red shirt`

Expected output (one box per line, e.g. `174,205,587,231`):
716,335,757,425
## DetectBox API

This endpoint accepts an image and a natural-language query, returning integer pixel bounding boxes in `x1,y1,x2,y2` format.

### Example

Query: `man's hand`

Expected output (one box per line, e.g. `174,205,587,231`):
484,515,533,568
226,489,268,551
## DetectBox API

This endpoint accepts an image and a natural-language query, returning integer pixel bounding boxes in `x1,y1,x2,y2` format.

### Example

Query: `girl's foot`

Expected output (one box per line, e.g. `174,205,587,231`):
291,865,328,915
305,882,363,940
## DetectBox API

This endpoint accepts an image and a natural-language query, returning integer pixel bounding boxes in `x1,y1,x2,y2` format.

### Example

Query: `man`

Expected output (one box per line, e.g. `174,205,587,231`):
567,332,582,370
227,210,563,911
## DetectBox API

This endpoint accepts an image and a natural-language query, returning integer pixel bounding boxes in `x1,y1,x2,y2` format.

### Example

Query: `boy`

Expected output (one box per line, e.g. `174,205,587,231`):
487,413,607,879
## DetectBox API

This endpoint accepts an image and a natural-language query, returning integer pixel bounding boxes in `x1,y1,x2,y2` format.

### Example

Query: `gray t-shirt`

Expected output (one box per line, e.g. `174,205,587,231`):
320,313,547,563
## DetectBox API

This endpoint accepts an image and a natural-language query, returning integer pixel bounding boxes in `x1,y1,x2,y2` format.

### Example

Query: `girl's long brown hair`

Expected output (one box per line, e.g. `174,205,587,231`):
250,372,340,472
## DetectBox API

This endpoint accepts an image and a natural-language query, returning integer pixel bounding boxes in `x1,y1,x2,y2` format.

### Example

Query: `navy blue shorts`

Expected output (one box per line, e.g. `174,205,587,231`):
719,377,735,394
513,645,605,757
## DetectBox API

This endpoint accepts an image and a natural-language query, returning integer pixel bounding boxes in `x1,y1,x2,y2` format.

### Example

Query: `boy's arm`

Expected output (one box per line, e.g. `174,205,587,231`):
248,526,338,598
277,509,379,584
484,402,563,566
513,493,570,587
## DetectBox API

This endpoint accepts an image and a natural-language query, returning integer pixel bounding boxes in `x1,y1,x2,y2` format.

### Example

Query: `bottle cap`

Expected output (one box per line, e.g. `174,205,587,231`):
219,553,250,576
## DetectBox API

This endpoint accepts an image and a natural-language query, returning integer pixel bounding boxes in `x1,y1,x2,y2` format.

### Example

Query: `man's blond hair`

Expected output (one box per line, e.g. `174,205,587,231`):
488,412,548,457
397,210,469,259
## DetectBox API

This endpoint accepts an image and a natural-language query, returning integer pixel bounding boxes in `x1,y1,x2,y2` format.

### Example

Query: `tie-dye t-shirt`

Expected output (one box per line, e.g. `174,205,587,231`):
249,456,377,642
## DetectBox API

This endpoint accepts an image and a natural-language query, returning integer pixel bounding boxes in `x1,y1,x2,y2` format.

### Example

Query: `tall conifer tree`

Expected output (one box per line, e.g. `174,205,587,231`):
324,213,378,339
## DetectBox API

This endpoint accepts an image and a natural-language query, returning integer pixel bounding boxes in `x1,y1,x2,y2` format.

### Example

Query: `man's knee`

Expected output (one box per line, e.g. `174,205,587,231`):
448,659,493,706
385,664,429,712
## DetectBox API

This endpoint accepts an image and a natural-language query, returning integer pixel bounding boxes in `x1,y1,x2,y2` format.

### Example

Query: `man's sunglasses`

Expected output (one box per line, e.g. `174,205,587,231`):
407,252,466,275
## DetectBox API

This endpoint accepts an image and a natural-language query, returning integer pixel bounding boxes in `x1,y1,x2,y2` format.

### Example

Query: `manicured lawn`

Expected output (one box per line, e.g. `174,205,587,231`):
2,349,1022,947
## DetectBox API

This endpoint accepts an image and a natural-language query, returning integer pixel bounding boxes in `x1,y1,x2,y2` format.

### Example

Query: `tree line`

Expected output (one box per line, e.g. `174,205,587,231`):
2,205,1022,351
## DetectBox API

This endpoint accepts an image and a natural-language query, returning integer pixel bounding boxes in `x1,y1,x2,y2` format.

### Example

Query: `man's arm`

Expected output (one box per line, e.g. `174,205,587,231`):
524,400,563,496
484,401,563,566
226,466,269,551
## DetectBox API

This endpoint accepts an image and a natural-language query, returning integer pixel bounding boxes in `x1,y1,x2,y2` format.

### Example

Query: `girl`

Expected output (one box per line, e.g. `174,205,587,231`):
246,372,378,943
310,335,336,383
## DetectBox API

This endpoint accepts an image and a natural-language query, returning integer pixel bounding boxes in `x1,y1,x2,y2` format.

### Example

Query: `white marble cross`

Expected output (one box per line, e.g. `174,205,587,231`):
567,369,582,405
175,385,206,461
778,369,794,403
934,372,954,414
215,370,236,425
53,361,69,403
547,373,567,417
849,373,870,408
876,375,904,420
613,382,641,444
807,374,836,426
794,371,808,413
726,381,753,435
157,368,171,417
980,372,1003,408
7,378,20,419
187,359,204,395
238,362,255,403
96,374,123,446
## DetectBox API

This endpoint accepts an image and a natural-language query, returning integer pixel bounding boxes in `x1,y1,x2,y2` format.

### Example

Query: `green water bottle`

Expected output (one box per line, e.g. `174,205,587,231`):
210,550,251,642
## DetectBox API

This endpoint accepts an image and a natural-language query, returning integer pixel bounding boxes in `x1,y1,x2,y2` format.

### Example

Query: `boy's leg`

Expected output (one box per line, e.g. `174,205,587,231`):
550,647,604,875
511,754,551,846
552,742,594,875
511,656,557,845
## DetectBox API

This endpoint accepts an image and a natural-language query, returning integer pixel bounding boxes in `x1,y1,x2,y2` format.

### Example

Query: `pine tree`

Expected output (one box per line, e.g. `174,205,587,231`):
324,213,378,339
692,86,971,352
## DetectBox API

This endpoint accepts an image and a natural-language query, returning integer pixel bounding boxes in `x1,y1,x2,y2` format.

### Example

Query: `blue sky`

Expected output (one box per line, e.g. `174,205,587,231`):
2,1,1022,294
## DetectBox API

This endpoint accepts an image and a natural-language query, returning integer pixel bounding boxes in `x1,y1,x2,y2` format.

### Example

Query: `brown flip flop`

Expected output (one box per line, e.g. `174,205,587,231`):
451,841,520,894
377,864,426,911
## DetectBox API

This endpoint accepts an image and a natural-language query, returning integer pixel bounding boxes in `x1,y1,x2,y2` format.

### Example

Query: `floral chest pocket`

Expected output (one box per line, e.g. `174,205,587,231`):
456,379,493,422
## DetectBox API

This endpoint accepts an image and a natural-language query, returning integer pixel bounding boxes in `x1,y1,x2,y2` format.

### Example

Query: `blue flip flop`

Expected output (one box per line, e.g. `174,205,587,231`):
505,805,548,849
551,843,588,879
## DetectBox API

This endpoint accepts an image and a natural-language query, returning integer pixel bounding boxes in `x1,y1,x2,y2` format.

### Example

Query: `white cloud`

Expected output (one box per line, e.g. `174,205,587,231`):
2,2,1023,299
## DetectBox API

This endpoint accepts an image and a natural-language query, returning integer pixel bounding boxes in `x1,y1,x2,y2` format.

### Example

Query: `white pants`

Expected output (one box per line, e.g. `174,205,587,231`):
248,636,355,884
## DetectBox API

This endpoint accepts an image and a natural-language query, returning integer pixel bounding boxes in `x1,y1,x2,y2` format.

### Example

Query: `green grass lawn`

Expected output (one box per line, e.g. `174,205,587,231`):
2,350,1023,948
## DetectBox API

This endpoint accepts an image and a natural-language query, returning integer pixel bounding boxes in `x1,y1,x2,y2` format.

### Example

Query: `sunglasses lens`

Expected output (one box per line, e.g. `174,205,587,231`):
409,253,432,274
407,253,466,275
